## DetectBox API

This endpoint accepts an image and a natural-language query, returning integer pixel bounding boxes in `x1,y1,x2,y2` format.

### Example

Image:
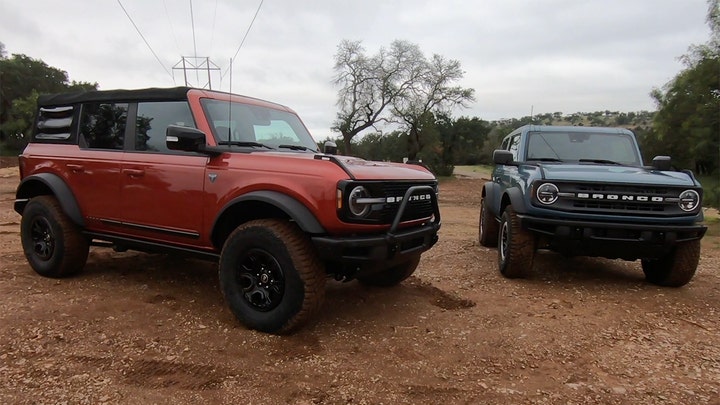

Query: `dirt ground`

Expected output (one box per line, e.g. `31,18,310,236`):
0,159,719,405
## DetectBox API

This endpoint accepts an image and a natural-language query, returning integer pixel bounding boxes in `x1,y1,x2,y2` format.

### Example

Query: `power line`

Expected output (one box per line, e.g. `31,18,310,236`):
208,0,219,56
117,0,174,82
189,0,199,85
222,0,264,79
163,0,182,56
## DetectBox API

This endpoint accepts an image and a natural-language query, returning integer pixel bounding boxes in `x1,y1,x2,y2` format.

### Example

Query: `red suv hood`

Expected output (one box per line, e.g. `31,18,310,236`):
252,152,436,180
330,155,436,180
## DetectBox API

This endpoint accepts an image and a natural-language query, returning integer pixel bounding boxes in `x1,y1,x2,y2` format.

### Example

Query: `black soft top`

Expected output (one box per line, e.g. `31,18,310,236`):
37,87,192,107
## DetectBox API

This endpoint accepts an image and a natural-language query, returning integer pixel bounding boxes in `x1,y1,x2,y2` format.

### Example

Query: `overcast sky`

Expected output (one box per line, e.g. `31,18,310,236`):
0,0,712,139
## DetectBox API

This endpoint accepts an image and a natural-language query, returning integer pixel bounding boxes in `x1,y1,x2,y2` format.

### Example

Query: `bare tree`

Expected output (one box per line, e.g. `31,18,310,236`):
391,54,475,160
332,40,425,155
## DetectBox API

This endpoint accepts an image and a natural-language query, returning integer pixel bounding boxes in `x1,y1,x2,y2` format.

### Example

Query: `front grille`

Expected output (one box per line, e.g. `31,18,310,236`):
340,180,437,225
379,182,436,223
540,182,695,217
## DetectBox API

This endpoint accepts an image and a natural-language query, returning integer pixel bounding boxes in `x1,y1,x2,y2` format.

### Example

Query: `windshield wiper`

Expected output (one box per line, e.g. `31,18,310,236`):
278,144,316,152
217,140,274,149
527,157,563,162
578,159,622,165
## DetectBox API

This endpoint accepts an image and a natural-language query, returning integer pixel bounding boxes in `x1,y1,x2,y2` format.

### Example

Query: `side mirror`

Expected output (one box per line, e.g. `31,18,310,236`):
323,140,338,155
652,155,671,171
493,149,514,165
167,125,206,152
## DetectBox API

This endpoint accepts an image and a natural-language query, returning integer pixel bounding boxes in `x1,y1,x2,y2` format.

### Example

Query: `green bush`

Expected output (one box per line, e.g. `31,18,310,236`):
1,135,27,155
699,174,720,209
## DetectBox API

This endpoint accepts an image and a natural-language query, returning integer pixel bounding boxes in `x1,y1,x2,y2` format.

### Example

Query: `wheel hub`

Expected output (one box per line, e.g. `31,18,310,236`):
30,217,55,260
237,249,284,311
500,222,508,261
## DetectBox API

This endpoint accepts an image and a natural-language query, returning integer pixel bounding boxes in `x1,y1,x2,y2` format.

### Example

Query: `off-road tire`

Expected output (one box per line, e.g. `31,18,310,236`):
357,255,421,287
219,219,325,334
641,239,700,287
479,197,499,247
498,206,535,278
20,195,89,278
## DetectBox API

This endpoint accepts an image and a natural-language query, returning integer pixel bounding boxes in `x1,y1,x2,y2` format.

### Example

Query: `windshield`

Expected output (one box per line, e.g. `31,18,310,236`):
201,99,319,152
526,131,641,166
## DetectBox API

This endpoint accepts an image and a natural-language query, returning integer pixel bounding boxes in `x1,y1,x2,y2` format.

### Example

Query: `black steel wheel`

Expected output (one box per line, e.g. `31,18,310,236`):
20,195,89,278
29,216,55,261
498,206,535,278
479,197,499,247
219,219,325,334
642,239,700,287
236,248,286,311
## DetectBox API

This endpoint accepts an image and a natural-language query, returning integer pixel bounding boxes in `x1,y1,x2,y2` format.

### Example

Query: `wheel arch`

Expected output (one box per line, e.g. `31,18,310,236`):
15,173,85,227
211,190,326,249
482,182,502,217
500,187,528,215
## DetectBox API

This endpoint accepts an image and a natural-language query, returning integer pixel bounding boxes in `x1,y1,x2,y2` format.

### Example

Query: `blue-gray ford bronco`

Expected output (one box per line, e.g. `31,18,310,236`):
479,125,707,287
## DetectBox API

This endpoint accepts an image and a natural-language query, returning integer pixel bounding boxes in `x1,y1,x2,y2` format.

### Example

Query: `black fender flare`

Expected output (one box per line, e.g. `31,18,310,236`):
503,187,528,214
15,173,85,227
482,182,502,218
212,190,326,237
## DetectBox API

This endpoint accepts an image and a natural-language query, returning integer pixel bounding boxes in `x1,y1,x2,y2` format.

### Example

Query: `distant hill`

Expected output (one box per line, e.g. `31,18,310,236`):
491,110,656,131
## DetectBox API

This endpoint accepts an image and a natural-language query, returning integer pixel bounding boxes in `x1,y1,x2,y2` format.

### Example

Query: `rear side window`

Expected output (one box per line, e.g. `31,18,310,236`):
508,135,520,160
79,103,128,150
135,101,196,152
35,106,74,142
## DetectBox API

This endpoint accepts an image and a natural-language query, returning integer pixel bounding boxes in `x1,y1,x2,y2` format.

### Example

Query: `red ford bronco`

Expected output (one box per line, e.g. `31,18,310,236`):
15,87,440,333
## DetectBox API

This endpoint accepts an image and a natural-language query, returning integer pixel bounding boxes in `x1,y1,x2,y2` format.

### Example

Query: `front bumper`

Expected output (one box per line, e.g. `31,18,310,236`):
312,220,440,262
518,214,707,259
312,185,441,276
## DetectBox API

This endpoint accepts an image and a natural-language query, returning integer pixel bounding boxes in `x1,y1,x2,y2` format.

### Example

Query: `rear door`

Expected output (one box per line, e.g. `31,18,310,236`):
64,102,128,230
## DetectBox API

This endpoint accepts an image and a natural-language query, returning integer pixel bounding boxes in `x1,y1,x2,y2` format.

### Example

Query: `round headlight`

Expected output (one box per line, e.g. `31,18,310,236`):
678,189,700,212
348,186,371,217
536,183,559,205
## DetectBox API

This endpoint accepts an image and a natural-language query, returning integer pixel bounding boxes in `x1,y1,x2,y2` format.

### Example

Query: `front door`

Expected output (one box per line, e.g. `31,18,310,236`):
119,101,208,248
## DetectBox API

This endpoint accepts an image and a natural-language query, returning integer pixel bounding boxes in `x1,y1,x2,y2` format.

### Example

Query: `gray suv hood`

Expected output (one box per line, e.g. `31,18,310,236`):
540,164,697,186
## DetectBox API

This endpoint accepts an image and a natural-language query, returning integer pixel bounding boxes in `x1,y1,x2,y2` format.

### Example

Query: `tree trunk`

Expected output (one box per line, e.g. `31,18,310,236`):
342,133,353,155
407,128,420,160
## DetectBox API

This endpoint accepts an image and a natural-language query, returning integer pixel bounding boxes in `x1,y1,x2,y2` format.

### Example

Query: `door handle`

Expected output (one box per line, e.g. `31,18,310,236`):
67,164,84,173
123,168,145,177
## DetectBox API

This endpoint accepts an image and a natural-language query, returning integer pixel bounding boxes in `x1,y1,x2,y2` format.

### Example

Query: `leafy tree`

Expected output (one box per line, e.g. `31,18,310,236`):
332,40,424,155
0,90,39,150
391,53,474,160
332,40,474,157
1,54,68,123
353,131,406,162
650,0,719,175
0,51,97,145
427,114,490,172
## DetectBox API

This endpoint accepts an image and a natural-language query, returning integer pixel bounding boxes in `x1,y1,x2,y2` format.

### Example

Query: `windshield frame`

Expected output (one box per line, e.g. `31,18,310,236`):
524,130,642,166
200,98,319,152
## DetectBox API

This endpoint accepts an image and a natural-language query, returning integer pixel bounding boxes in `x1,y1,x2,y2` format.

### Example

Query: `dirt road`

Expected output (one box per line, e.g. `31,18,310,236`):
1,161,719,404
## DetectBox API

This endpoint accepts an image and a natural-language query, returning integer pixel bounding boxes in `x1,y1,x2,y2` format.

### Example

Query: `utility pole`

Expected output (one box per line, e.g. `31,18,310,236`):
172,56,221,89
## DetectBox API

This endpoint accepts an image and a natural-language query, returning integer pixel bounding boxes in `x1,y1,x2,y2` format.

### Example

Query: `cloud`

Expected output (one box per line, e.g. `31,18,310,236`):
0,0,711,133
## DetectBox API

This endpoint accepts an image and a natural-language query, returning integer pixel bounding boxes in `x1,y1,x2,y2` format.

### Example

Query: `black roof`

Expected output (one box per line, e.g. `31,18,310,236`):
37,87,192,107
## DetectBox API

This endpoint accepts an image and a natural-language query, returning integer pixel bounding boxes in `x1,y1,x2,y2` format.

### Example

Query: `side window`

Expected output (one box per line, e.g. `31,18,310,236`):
508,135,520,160
135,101,196,152
34,106,74,142
79,103,128,150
